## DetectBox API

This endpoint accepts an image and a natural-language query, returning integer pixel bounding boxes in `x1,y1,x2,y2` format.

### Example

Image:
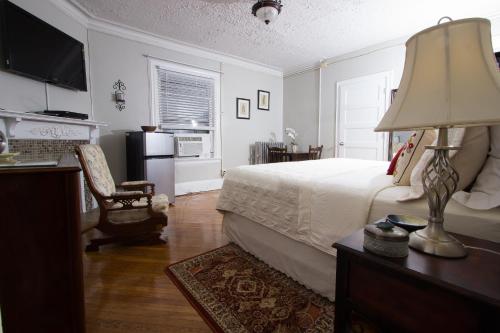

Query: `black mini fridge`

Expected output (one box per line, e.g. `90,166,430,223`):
126,132,175,203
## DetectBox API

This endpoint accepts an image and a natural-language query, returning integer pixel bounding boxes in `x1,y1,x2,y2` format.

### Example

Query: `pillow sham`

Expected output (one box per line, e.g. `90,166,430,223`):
392,130,436,186
399,127,489,201
452,125,500,210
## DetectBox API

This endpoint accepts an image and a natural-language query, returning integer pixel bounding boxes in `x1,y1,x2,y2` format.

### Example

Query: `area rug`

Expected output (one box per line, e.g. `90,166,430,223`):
166,243,376,333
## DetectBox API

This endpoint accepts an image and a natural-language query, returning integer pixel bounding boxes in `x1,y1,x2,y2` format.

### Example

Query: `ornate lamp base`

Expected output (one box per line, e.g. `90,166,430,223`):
408,127,468,259
409,223,467,258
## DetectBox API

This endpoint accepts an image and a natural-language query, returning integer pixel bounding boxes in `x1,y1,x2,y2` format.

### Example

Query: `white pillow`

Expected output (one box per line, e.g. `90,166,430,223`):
452,157,500,209
399,127,489,201
489,125,500,158
452,125,500,210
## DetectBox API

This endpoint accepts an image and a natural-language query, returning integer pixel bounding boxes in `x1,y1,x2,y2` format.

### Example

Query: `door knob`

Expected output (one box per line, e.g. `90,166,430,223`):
339,141,345,146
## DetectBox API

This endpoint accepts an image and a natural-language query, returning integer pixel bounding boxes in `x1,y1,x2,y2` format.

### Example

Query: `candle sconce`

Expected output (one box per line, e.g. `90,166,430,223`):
113,80,126,111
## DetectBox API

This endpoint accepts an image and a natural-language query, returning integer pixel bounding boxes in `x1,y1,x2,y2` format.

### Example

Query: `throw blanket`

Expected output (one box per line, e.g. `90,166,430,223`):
217,158,394,255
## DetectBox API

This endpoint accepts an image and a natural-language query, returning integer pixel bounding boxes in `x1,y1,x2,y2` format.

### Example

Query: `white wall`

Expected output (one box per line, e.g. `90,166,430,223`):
221,64,283,170
283,69,319,151
0,0,92,115
88,30,283,186
284,15,500,159
319,45,405,157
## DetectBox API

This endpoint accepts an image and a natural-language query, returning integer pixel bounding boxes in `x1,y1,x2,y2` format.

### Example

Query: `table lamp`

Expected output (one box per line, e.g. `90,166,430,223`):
375,17,500,258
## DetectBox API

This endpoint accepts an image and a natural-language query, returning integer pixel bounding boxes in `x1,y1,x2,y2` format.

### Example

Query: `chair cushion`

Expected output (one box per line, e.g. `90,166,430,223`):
79,145,116,197
108,194,169,224
121,180,151,186
83,194,169,225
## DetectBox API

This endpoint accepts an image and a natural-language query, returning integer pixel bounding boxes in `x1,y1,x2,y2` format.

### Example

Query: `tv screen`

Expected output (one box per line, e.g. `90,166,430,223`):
0,0,87,91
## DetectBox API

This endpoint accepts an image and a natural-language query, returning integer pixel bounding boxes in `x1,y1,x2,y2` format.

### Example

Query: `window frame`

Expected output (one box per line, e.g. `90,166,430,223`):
149,58,221,159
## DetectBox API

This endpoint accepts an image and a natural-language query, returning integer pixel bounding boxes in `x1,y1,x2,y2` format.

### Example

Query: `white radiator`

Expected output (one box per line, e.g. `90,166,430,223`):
250,141,285,164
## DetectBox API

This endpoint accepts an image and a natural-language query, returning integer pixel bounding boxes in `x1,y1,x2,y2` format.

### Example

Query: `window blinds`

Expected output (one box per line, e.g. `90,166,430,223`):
156,66,215,129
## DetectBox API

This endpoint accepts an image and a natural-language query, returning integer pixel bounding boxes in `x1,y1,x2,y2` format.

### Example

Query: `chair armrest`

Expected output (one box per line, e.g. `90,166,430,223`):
117,181,155,195
104,191,152,210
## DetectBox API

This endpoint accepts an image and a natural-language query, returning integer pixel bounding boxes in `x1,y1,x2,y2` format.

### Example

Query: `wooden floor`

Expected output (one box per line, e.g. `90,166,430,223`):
83,191,227,332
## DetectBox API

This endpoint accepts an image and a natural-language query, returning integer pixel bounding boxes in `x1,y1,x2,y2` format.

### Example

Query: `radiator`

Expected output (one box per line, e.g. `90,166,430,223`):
250,141,285,165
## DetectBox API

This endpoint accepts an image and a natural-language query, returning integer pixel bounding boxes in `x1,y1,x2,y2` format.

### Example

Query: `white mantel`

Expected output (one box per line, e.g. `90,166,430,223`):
0,109,106,142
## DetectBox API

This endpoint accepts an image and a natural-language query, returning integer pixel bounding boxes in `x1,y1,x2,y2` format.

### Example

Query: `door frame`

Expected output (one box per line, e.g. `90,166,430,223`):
335,70,393,160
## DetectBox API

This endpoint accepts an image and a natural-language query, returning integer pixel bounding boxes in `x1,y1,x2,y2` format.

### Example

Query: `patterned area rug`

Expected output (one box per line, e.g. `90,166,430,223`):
166,243,375,333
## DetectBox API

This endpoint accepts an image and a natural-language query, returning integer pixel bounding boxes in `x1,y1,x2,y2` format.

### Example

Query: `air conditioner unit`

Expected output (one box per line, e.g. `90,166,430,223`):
175,137,204,157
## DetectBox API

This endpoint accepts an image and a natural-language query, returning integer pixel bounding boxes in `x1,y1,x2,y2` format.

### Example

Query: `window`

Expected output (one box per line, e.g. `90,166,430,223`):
150,59,220,159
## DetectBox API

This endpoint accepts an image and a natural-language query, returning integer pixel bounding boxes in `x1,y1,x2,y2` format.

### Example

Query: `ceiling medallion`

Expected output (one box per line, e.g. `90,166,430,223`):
252,0,283,25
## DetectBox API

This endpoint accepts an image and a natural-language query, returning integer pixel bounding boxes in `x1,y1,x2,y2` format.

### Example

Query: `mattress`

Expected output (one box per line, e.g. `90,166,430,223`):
217,158,394,256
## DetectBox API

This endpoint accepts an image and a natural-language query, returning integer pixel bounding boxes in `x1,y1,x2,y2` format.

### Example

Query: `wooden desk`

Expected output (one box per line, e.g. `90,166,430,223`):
0,158,85,333
333,230,500,333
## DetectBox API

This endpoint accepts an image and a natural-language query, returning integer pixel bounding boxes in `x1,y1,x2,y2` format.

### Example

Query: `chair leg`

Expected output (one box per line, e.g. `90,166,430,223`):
84,231,166,252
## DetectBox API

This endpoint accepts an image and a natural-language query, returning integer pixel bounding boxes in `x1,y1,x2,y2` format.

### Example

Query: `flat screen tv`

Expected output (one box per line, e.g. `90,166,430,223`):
0,0,87,91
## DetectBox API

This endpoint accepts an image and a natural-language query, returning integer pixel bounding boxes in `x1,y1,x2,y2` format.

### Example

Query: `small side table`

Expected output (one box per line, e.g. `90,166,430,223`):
333,230,500,333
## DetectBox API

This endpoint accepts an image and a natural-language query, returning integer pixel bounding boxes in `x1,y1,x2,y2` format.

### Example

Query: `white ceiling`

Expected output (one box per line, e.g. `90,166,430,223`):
73,0,500,73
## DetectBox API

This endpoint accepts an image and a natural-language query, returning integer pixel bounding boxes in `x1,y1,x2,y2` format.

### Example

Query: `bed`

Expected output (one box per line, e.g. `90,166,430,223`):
216,158,500,300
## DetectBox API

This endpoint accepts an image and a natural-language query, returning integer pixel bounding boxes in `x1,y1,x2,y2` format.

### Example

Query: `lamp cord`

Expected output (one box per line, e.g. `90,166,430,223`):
465,245,500,256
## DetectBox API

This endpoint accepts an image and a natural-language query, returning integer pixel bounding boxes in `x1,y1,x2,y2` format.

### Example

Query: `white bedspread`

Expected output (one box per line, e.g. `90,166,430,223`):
217,158,394,255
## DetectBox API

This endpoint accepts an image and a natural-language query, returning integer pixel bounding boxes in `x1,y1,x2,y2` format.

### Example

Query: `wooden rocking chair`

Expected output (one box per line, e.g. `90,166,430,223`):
76,144,168,251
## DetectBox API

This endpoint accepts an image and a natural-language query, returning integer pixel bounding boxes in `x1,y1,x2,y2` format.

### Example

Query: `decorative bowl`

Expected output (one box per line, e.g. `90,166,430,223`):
141,126,157,132
386,214,428,232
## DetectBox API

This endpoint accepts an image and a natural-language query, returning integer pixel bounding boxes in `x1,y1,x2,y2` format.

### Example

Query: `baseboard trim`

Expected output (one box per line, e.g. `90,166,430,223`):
175,178,223,196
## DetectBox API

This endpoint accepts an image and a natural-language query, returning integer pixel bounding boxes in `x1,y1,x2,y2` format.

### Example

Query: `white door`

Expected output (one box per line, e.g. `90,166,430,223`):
336,72,391,161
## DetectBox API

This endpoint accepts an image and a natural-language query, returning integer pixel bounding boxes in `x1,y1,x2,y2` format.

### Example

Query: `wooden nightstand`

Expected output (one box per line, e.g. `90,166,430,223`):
333,230,500,333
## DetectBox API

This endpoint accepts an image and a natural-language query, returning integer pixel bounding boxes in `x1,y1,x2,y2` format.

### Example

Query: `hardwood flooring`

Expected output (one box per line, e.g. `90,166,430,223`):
83,191,227,332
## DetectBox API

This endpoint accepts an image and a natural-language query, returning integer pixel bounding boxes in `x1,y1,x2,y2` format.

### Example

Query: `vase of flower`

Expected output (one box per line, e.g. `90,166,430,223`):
285,127,298,153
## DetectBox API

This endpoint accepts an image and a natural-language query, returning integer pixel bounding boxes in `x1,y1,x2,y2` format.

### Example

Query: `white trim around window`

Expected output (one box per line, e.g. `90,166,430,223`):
148,58,221,159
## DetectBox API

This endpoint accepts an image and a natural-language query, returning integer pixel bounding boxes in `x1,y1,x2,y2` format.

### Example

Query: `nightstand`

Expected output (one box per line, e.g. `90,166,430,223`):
333,230,500,333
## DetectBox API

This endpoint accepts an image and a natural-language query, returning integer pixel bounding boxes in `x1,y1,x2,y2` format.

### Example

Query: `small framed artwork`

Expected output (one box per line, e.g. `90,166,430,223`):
257,90,270,111
236,98,251,119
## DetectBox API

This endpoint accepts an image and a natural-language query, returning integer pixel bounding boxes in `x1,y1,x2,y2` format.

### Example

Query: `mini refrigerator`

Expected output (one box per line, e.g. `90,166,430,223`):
126,132,175,203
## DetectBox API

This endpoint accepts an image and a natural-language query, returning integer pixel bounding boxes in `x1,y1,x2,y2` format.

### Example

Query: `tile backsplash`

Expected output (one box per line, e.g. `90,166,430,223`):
8,139,93,211
8,139,88,162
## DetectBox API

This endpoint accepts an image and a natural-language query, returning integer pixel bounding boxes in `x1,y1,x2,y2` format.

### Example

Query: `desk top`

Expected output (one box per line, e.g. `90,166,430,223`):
0,154,80,175
334,230,500,306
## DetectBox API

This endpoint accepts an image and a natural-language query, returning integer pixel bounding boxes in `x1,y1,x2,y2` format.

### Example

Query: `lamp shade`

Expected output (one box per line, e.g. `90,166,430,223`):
375,18,500,132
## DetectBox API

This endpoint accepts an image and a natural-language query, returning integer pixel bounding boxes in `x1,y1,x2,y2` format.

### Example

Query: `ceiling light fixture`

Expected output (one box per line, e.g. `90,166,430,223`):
252,0,283,25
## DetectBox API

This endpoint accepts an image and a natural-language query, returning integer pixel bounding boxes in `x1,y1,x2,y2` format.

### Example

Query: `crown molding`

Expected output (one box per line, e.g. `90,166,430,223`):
48,0,89,26
284,36,407,78
284,12,500,78
48,0,283,77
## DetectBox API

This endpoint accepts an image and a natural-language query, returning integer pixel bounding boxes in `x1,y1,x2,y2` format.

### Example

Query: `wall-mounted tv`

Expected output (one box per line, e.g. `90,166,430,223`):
0,0,87,91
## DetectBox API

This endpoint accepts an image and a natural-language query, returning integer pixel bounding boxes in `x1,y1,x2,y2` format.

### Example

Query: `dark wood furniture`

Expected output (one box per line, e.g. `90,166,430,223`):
0,157,85,333
76,145,168,251
308,145,323,160
287,152,310,161
267,146,289,163
333,229,500,333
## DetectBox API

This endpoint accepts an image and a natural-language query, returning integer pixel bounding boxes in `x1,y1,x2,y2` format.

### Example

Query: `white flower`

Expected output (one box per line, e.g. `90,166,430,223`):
285,128,298,145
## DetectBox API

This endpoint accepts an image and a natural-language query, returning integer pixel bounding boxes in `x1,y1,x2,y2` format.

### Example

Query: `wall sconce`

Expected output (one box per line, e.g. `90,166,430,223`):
113,79,126,111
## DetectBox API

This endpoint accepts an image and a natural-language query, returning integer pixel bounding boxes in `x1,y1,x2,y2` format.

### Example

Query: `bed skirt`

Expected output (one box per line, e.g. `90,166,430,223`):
223,212,337,301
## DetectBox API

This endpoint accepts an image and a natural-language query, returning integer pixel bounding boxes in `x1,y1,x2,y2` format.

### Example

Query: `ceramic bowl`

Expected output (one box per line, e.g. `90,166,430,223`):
141,126,157,132
386,214,428,232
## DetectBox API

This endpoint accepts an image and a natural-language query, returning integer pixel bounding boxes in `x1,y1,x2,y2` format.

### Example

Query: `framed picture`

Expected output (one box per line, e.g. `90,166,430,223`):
236,98,251,119
257,90,270,111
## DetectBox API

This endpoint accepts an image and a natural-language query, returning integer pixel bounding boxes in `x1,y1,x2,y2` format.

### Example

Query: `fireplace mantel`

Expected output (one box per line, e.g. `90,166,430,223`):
0,109,107,141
